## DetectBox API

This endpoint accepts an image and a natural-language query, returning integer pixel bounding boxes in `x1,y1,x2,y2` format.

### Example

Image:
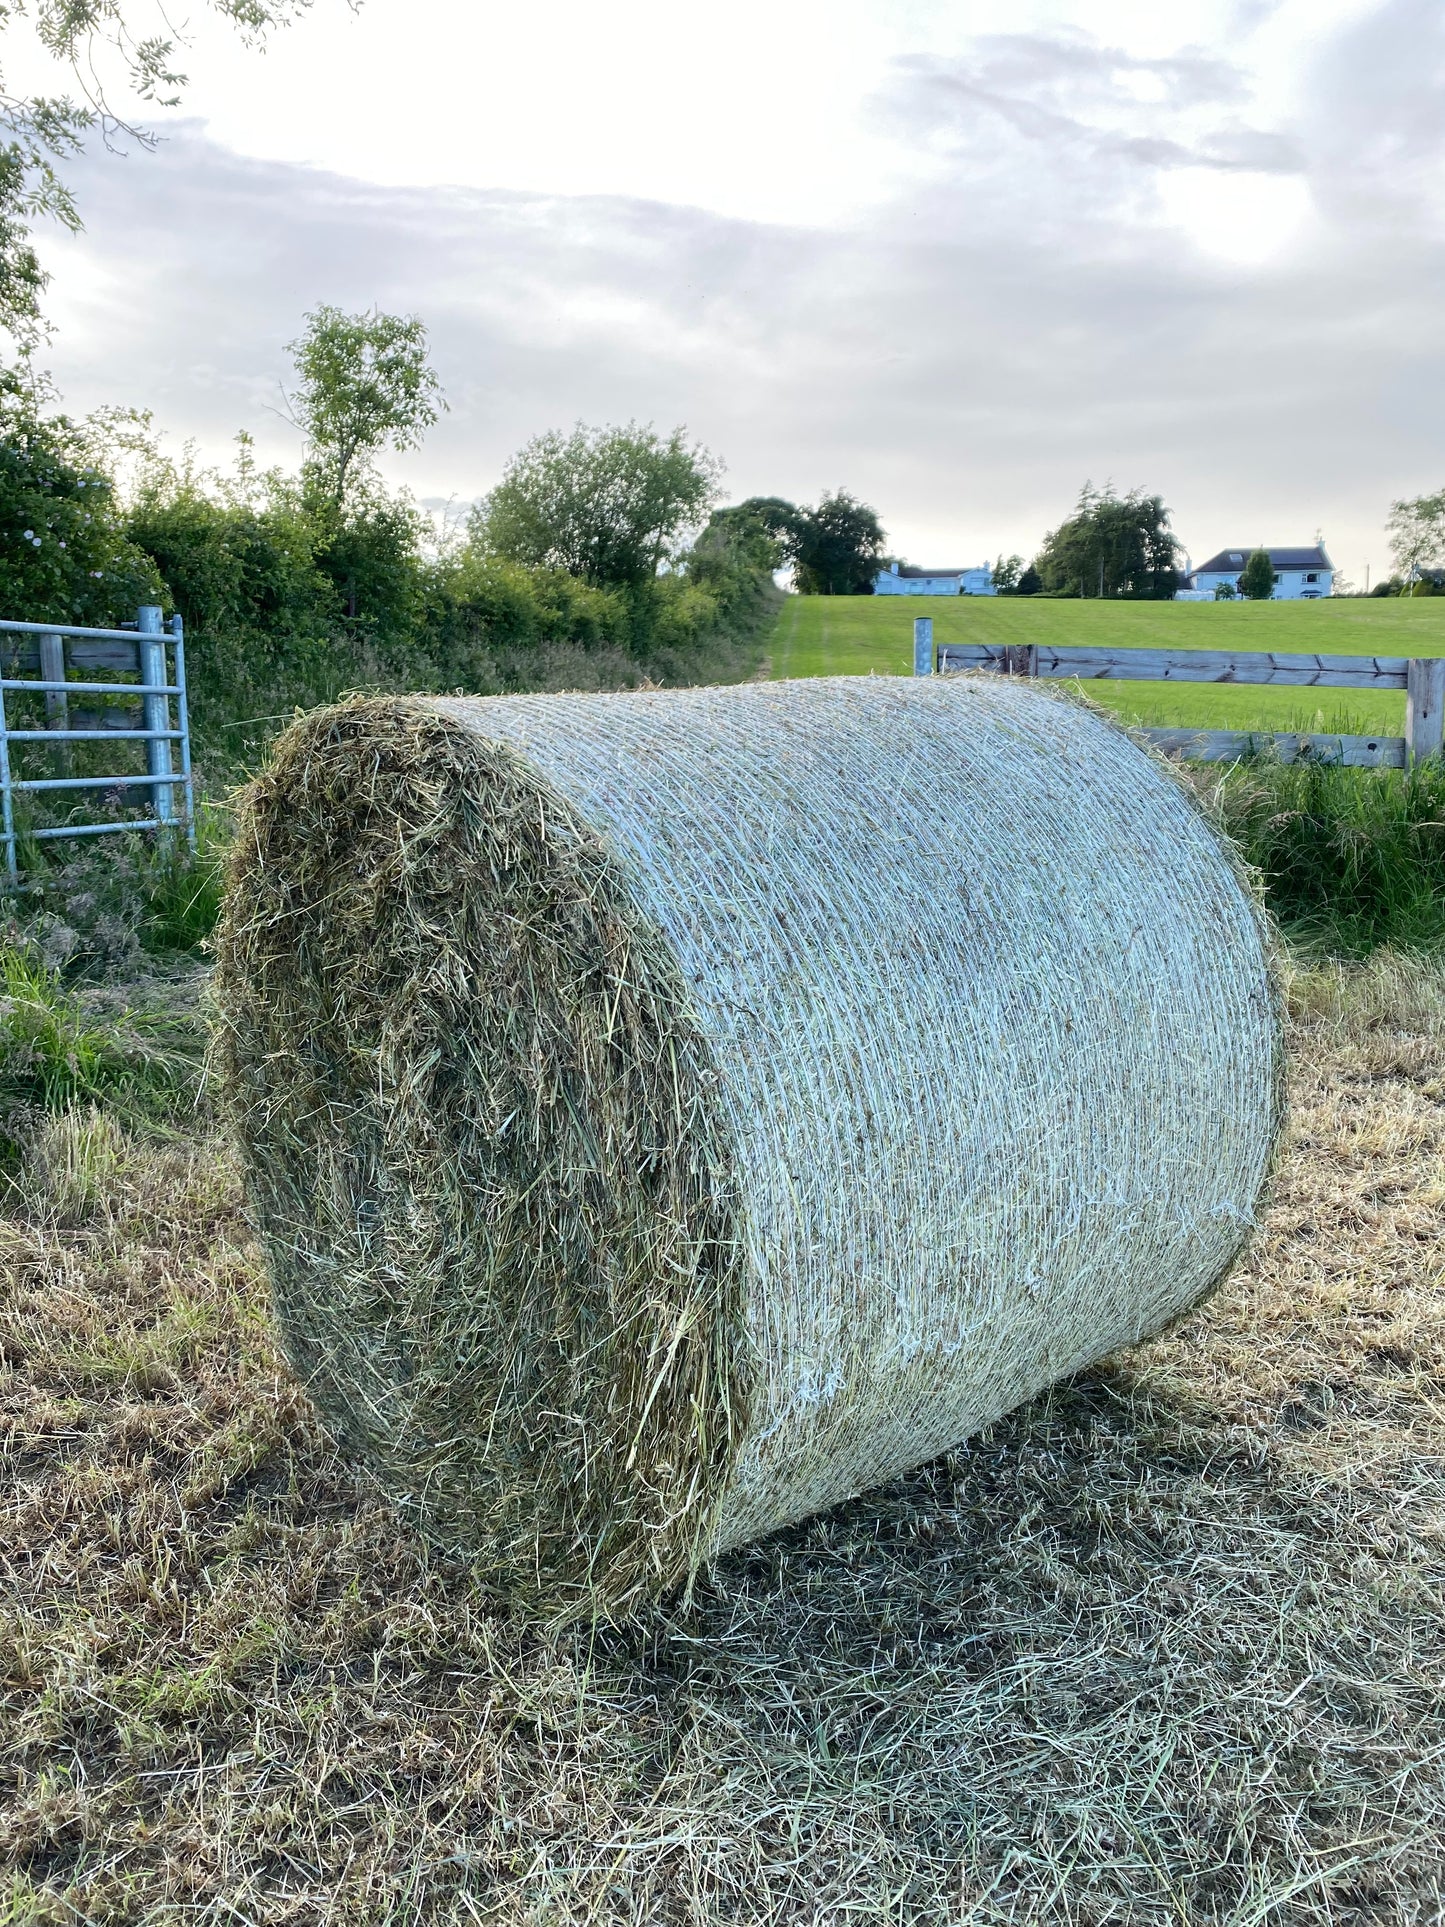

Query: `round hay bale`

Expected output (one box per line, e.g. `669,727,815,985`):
215,676,1282,1619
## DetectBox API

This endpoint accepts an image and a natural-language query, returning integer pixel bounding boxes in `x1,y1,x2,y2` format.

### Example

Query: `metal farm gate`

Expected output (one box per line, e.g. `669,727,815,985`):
0,605,194,879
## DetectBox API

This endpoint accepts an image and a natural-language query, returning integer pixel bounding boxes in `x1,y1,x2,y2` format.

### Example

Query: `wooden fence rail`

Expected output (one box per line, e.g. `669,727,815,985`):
911,616,1445,767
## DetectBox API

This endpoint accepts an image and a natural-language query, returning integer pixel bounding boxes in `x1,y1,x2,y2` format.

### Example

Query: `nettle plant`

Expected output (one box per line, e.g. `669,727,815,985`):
0,377,161,624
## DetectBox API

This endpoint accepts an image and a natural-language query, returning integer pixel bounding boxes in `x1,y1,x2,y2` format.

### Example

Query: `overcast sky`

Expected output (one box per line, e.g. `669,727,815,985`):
15,0,1445,581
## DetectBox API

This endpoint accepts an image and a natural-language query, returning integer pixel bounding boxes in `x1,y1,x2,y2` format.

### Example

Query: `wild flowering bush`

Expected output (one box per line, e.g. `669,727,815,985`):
0,373,162,625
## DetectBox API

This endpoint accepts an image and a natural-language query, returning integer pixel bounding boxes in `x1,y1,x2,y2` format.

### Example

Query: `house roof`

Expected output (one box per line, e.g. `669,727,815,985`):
1195,546,1332,574
889,565,981,578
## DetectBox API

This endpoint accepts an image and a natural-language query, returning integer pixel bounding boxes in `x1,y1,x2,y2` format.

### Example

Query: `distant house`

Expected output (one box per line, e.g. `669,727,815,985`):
874,561,996,596
1183,546,1334,600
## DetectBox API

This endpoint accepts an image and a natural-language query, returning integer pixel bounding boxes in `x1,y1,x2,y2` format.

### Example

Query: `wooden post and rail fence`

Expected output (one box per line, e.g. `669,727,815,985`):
911,615,1445,768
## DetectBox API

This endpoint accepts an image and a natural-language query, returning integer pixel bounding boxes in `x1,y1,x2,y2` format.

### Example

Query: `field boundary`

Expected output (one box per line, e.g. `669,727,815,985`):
922,622,1445,765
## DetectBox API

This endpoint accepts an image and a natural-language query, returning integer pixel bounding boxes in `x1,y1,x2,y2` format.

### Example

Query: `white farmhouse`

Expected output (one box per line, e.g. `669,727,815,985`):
874,561,996,596
1183,545,1334,600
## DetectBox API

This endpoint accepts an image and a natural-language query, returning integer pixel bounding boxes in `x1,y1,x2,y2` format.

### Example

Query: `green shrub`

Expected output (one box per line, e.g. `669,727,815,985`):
126,470,330,640
311,485,428,648
125,457,360,767
0,374,163,625
420,553,631,679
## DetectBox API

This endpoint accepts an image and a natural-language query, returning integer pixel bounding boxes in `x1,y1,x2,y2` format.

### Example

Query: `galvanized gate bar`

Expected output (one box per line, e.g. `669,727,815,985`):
3,729,183,741
12,772,189,793
0,679,184,695
0,618,182,643
0,678,14,874
137,604,174,826
29,819,166,843
173,616,194,835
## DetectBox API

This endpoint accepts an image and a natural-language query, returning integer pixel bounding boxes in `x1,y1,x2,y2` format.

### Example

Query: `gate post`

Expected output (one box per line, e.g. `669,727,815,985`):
137,605,175,826
39,631,69,776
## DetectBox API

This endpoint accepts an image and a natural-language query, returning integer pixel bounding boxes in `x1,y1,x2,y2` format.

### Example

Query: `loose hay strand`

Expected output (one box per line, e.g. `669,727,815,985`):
214,676,1282,1618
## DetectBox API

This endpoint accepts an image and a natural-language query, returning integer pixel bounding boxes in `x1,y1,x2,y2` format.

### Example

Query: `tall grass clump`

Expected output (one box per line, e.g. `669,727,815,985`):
1,815,226,976
1210,753,1445,956
130,811,227,954
0,944,202,1160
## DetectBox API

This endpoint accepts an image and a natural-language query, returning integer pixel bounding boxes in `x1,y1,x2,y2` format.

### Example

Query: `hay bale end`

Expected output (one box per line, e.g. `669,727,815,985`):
214,676,1283,1618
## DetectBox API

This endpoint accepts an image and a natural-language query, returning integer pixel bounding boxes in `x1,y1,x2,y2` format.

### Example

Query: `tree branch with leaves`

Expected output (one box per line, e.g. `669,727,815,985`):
0,0,339,342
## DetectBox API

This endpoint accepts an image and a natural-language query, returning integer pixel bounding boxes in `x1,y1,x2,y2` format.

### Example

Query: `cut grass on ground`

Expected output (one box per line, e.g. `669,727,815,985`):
770,595,1445,736
2,956,1443,1923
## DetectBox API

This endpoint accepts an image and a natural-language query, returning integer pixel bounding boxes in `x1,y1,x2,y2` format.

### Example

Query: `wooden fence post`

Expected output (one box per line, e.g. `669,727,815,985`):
913,616,934,677
1405,658,1445,765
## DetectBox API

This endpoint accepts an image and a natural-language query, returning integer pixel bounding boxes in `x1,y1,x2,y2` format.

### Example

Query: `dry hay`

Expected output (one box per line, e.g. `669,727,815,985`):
213,675,1283,1617
5,957,1442,1924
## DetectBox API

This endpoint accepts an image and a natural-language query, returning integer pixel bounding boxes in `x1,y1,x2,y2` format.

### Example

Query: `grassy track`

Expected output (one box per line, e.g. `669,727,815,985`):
769,595,1445,734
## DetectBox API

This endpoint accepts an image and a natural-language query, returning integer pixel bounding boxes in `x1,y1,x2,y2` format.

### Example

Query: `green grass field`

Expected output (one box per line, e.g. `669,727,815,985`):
768,595,1445,734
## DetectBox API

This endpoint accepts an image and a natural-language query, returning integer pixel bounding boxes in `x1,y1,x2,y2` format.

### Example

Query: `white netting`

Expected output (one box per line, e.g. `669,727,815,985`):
427,674,1281,1551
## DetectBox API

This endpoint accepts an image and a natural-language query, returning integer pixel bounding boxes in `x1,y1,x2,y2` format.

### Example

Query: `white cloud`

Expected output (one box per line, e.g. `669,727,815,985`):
1154,169,1316,262
21,2,1445,587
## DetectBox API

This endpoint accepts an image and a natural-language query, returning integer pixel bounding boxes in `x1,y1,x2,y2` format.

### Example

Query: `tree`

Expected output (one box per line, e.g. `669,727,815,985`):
789,490,886,595
698,496,796,574
1,0,325,343
991,553,1023,594
1213,577,1236,599
287,306,444,515
1240,548,1276,600
1036,483,1180,598
474,422,723,588
1386,490,1445,595
1015,563,1042,596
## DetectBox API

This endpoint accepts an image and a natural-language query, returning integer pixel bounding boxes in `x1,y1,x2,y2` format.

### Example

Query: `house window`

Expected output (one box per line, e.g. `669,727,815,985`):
1305,572,1318,583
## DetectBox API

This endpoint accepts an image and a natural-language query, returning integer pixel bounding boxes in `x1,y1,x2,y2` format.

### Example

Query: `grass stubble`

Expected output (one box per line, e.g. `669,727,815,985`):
0,953,1442,1923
